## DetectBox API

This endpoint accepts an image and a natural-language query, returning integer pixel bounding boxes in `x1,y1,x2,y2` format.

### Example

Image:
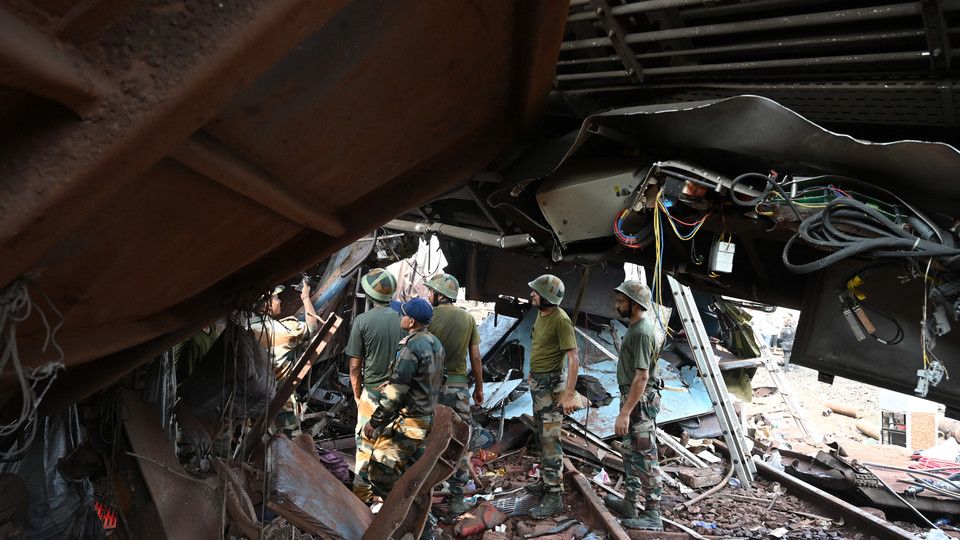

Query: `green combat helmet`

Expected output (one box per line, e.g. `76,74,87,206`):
528,274,565,305
361,268,398,303
615,280,652,311
425,273,459,301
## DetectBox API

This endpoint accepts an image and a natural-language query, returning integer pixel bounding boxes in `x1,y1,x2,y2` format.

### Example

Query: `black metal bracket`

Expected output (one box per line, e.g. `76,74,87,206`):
920,0,951,70
589,0,644,83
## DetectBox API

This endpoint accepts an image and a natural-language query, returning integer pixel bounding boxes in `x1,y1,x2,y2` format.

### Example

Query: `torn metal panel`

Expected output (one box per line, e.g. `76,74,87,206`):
267,434,372,539
522,96,960,206
121,389,220,540
474,379,525,412
363,405,469,540
478,313,520,358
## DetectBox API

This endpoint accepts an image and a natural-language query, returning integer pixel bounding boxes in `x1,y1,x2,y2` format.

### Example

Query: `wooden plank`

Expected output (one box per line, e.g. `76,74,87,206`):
563,458,631,540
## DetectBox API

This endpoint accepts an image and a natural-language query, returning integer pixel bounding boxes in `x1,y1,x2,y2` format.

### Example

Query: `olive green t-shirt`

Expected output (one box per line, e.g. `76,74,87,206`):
530,308,577,374
428,303,480,379
344,305,405,391
617,316,658,395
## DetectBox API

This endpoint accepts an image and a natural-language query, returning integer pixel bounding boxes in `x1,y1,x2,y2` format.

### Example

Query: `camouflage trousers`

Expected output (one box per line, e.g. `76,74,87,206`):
439,383,473,495
364,414,432,497
353,388,381,502
620,390,663,509
530,371,565,493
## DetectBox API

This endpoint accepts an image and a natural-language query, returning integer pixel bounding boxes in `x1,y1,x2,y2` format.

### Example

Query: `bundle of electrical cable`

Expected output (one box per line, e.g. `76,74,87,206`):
782,197,960,274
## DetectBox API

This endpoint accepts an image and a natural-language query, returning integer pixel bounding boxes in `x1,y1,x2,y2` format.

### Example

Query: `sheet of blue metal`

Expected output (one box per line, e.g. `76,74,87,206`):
477,314,519,358
476,308,713,436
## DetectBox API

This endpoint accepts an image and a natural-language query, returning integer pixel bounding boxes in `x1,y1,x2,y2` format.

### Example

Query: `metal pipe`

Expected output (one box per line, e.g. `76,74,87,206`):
561,3,922,51
861,465,939,529
557,55,620,66
568,0,707,22
384,219,535,249
556,69,629,82
633,30,925,60
558,51,928,82
682,0,841,20
861,462,960,493
642,51,927,76
557,30,926,66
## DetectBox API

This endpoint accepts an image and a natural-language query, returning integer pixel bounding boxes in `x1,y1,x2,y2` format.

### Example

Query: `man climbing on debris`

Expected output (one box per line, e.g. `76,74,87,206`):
525,274,579,518
346,268,405,503
605,280,664,530
424,272,493,516
361,297,444,496
244,282,322,434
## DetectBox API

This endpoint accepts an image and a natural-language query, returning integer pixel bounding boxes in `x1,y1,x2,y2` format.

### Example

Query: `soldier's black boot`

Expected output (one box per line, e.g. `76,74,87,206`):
528,491,563,518
623,505,663,531
602,489,638,518
524,480,547,496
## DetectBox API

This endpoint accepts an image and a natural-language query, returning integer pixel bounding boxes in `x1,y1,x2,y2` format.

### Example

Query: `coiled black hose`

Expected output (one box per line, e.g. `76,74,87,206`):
783,197,960,274
729,172,803,221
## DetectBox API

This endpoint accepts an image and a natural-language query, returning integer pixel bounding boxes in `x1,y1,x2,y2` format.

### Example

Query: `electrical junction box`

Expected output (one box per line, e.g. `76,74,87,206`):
535,159,643,244
709,241,735,273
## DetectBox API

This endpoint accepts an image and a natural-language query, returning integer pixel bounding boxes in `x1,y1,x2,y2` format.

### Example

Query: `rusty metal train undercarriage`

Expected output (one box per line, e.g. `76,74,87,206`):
3,0,960,538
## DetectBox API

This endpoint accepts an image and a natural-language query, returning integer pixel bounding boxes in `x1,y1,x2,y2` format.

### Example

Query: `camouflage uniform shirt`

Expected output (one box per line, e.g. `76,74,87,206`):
369,330,445,430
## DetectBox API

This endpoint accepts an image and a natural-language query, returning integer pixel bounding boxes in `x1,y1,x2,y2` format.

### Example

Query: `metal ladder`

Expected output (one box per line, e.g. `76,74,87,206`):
759,342,818,445
667,275,756,485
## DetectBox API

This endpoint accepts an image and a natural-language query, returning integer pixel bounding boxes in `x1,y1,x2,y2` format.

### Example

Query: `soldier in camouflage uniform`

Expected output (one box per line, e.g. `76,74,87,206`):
361,297,444,496
525,274,580,519
346,268,404,503
605,280,663,530
244,282,321,435
424,273,492,516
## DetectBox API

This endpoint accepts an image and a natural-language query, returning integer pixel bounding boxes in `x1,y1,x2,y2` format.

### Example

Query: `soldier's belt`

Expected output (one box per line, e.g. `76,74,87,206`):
399,410,433,420
445,374,469,385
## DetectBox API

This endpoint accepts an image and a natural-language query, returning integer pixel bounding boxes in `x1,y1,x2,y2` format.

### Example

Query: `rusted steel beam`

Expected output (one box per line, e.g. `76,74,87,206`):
0,0,353,288
563,458,631,540
0,7,106,117
121,389,220,540
267,434,372,539
364,405,470,540
171,134,346,237
753,458,916,539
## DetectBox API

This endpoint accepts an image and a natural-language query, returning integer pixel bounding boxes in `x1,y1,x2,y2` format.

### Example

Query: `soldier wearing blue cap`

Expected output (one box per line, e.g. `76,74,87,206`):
360,297,444,496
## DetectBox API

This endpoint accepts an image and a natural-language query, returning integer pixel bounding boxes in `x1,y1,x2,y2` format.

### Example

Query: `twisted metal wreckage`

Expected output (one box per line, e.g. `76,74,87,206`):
3,0,960,538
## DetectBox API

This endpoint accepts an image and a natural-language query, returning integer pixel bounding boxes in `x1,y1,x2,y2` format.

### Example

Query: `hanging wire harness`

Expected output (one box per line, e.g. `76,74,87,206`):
0,278,65,461
608,161,959,398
